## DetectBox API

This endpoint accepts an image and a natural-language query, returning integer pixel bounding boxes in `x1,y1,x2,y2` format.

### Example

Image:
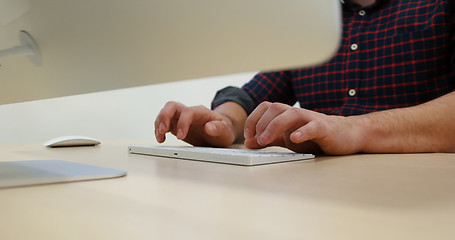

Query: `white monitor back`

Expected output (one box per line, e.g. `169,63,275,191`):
0,0,341,105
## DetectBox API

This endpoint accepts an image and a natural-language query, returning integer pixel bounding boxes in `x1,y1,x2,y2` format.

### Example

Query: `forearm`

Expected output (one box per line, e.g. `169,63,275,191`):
355,91,455,153
213,101,248,144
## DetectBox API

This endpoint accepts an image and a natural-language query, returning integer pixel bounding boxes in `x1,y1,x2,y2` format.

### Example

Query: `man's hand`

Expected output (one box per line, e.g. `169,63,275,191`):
243,102,366,155
154,101,246,147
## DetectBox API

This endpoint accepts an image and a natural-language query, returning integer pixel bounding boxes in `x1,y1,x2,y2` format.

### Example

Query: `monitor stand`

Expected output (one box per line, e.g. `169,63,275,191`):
0,160,126,189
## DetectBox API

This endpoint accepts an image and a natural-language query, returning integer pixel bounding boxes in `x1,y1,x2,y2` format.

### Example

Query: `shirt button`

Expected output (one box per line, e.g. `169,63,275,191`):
359,10,366,16
348,89,357,97
350,43,359,51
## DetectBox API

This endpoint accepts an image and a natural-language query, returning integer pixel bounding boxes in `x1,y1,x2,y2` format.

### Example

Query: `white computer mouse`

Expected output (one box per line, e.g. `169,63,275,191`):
44,135,101,148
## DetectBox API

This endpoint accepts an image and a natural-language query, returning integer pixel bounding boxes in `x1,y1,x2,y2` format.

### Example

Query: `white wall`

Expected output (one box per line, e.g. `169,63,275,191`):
0,72,255,144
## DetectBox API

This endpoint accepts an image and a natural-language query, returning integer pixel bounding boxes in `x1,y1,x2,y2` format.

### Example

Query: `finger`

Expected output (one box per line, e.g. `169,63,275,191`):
245,134,287,149
154,101,184,141
244,136,264,149
255,103,287,134
255,106,324,147
155,101,183,133
203,120,237,147
244,101,272,139
155,127,165,143
175,105,220,140
204,120,225,137
175,106,198,140
254,103,291,145
256,107,301,146
290,120,325,144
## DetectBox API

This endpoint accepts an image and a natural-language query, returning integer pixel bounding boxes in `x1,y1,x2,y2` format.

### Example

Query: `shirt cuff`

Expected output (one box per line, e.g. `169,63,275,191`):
211,86,257,115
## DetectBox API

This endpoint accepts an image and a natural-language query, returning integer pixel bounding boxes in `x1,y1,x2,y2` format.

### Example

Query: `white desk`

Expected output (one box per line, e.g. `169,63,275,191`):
1,141,454,240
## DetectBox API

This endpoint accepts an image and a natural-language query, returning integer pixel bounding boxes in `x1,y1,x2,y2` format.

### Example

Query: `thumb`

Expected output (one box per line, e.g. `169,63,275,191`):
204,120,225,137
290,120,324,143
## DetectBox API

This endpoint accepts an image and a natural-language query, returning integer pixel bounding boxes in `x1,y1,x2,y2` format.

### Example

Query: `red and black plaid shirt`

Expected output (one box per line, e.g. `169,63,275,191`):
213,0,455,116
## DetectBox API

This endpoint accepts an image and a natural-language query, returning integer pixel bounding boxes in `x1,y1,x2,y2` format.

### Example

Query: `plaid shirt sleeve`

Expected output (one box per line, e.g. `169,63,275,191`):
212,0,455,116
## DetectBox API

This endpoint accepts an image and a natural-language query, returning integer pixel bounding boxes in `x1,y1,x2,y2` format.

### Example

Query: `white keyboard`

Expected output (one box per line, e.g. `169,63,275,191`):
128,145,314,166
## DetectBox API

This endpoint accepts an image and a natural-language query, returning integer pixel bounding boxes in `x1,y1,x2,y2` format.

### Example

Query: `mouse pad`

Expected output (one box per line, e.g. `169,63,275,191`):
0,160,126,189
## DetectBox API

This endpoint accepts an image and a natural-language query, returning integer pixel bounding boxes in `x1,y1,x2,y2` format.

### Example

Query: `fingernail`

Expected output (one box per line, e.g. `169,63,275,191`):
258,130,270,146
244,128,252,139
177,129,184,139
293,132,302,140
207,122,217,133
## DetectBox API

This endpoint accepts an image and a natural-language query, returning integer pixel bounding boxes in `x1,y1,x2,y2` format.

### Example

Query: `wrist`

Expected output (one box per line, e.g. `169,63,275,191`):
350,111,402,153
349,115,372,153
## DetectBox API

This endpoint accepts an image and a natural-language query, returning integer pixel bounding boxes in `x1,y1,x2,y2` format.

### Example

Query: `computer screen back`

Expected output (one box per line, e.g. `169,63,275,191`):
0,0,341,105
